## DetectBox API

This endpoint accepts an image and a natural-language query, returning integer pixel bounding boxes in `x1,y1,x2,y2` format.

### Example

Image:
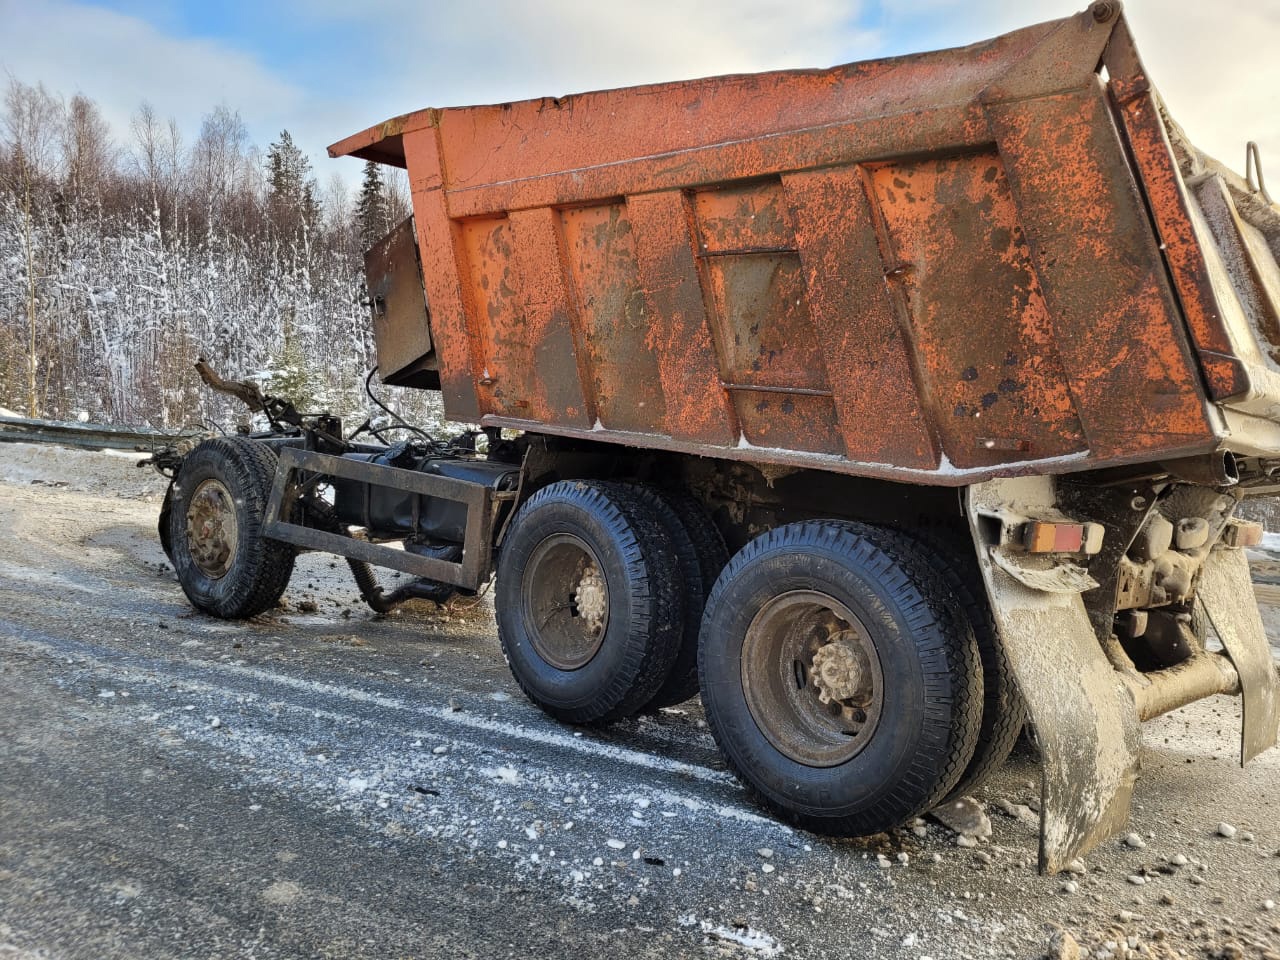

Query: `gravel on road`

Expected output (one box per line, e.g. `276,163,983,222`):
1,444,1278,960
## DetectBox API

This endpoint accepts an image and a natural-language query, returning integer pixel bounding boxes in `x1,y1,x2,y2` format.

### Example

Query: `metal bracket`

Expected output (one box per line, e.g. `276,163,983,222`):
262,446,501,590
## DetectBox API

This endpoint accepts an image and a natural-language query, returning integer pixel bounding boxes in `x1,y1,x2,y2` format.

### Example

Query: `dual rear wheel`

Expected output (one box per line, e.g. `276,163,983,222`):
496,483,1016,835
697,521,983,833
494,480,724,722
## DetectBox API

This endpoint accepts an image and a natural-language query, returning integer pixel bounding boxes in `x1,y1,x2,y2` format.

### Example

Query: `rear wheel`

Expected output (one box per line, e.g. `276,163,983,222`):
906,528,1026,801
168,438,295,619
495,480,683,723
612,485,727,710
699,520,982,836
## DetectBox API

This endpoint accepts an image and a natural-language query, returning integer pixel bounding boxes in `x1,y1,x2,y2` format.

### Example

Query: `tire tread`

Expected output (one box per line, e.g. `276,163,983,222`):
614,485,727,710
904,527,1026,800
699,520,982,835
169,437,295,619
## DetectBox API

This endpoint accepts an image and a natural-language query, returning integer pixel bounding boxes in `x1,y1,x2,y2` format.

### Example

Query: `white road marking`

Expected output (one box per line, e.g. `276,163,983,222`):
8,632,746,794
211,660,739,787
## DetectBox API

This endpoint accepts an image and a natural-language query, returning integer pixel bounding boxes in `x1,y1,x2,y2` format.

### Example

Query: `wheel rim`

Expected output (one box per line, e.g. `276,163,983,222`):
185,478,239,579
741,589,884,767
521,533,610,670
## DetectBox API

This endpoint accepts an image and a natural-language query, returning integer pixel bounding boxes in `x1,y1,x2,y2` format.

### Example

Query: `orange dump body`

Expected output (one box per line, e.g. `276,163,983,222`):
330,3,1280,486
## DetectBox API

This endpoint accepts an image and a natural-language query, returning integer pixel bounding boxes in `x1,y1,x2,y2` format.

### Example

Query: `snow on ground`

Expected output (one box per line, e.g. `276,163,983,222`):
1251,530,1280,561
3,444,1280,959
0,441,167,499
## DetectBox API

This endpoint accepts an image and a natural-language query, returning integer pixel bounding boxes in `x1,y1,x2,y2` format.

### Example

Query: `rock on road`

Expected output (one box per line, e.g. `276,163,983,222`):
1,443,1278,960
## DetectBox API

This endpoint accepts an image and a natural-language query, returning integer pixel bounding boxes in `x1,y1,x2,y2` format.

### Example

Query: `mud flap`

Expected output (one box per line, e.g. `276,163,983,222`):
966,478,1141,874
1198,546,1279,764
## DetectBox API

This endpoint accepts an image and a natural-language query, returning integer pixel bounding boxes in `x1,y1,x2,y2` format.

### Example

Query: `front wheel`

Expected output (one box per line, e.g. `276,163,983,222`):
168,438,295,619
699,521,982,836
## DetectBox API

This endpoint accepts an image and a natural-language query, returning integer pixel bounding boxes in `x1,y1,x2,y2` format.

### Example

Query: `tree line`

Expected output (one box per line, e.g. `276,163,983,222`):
0,77,445,432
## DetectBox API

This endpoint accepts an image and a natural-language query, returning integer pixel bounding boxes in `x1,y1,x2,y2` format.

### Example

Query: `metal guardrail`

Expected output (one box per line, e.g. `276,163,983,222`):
0,415,201,453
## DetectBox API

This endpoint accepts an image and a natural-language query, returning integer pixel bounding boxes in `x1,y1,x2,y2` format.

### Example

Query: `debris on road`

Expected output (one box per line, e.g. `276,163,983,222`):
930,797,993,841
3,444,1280,959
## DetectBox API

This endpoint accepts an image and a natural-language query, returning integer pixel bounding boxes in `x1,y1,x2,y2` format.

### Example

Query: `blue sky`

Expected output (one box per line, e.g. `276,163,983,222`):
2,0,1278,190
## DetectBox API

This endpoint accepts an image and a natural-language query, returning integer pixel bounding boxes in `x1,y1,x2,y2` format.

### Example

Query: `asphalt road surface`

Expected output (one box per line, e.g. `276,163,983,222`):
1,444,1278,960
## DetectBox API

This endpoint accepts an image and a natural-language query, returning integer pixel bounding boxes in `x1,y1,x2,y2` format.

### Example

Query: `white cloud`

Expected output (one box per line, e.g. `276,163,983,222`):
303,0,881,135
426,0,881,97
0,0,880,183
874,0,1280,179
2,0,1277,191
289,0,882,182
0,0,304,162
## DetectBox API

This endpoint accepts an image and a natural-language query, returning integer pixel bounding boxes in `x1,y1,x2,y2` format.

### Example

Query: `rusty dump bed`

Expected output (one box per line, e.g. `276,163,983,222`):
331,2,1280,486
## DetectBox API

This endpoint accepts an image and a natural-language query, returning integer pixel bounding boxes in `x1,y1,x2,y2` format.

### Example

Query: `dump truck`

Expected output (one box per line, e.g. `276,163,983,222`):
154,2,1280,872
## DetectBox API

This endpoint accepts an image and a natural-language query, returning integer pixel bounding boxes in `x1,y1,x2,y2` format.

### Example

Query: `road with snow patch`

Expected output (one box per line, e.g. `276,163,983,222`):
1,443,1278,960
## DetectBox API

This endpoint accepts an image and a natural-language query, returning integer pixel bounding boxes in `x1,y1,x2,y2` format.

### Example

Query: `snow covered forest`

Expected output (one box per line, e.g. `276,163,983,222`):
0,78,447,431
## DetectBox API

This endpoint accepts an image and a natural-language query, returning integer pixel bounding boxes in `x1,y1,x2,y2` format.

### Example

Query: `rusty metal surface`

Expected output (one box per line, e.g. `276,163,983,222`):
783,168,937,468
627,191,738,447
1104,23,1253,402
967,477,1142,873
867,150,1087,469
559,203,663,433
364,218,434,385
984,85,1216,460
331,3,1280,485
1198,544,1280,763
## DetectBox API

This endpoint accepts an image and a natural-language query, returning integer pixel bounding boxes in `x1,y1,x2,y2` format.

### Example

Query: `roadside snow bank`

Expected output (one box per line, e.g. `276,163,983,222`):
0,442,168,499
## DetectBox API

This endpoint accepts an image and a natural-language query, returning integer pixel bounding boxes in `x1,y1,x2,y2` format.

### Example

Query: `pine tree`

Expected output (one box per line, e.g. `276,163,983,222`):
266,129,317,238
354,159,388,250
261,307,326,411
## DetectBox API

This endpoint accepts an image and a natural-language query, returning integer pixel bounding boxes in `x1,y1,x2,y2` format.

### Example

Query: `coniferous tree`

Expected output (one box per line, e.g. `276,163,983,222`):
354,159,388,250
266,129,318,240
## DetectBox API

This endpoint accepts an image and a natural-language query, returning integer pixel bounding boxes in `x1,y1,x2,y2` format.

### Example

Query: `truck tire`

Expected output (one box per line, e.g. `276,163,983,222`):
698,520,982,836
630,487,728,709
168,437,295,619
902,528,1026,801
495,480,684,724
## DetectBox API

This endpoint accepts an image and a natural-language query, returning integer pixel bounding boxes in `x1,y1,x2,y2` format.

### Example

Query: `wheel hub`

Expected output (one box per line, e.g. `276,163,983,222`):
573,563,607,635
810,632,865,705
185,478,238,579
522,533,610,671
741,590,884,767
